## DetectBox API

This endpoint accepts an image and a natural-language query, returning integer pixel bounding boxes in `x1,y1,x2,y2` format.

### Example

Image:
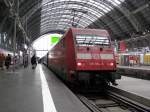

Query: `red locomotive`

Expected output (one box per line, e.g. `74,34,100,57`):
46,28,119,85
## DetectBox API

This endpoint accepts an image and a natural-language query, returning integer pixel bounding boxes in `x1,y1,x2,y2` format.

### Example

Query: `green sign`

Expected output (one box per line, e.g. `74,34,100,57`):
51,36,60,44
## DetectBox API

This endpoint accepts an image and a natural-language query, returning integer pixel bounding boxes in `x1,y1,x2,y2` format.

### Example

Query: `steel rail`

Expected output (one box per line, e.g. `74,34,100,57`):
107,90,150,112
77,90,150,112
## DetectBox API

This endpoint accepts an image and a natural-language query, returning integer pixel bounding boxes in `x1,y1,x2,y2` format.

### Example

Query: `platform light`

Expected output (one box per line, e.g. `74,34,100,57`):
24,44,27,49
19,51,23,56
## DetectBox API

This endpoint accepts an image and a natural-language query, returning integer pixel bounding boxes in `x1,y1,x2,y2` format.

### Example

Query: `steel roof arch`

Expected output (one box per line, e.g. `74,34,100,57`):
40,17,89,27
41,0,113,13
19,0,134,41
28,12,94,30
40,10,98,22
41,5,104,18
40,20,88,29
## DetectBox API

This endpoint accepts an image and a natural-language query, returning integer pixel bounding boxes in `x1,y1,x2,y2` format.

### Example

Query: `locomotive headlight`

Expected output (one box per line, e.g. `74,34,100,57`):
110,62,114,66
77,62,82,66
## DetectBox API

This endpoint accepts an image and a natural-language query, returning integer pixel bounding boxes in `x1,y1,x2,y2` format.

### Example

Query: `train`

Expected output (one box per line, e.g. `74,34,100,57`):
43,28,120,86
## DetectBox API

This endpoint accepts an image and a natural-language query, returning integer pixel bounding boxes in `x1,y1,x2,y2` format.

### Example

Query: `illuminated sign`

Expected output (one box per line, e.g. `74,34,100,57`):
51,36,60,44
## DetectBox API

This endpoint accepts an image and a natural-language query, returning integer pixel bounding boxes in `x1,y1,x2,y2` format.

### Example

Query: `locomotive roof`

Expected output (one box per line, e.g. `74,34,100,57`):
69,28,109,36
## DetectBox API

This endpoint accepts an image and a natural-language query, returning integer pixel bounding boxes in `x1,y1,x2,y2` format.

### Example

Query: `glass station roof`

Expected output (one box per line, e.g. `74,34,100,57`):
40,0,125,34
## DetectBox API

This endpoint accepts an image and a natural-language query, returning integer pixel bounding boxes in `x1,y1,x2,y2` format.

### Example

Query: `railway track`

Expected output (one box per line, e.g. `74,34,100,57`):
77,90,150,112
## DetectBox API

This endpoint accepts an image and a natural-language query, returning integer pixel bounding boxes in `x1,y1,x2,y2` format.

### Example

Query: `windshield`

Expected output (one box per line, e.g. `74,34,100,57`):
76,34,110,46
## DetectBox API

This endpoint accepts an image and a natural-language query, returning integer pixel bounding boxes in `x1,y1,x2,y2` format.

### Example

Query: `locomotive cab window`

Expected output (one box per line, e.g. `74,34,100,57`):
75,35,110,47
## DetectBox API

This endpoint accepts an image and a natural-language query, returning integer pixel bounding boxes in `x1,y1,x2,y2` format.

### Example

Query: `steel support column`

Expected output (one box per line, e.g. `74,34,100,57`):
0,17,7,32
13,16,16,71
13,0,19,71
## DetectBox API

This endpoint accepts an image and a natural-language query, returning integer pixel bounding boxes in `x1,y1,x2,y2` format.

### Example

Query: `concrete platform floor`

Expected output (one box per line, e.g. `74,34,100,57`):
116,76,150,99
117,65,150,70
113,76,150,107
0,65,90,112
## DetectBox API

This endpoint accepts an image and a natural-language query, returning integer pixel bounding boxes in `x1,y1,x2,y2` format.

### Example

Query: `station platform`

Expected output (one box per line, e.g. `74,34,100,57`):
0,65,90,112
117,65,150,80
118,65,150,70
111,76,150,108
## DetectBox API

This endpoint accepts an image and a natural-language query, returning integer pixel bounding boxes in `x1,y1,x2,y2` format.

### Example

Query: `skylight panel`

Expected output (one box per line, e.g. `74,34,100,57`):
40,0,125,32
113,0,121,4
107,0,124,6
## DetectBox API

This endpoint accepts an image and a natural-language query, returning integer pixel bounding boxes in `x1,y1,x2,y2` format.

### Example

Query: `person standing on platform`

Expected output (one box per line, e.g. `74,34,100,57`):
0,54,5,70
31,54,37,69
5,54,11,69
0,54,2,69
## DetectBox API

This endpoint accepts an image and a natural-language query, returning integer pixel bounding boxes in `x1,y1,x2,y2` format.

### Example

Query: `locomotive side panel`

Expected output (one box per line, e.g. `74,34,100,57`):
47,29,76,82
48,37,67,80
